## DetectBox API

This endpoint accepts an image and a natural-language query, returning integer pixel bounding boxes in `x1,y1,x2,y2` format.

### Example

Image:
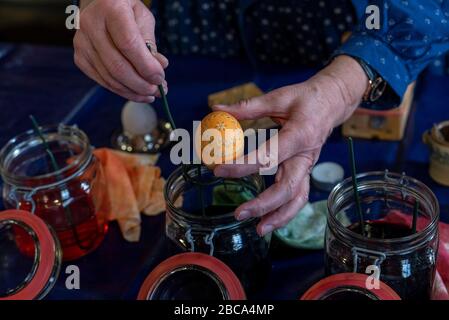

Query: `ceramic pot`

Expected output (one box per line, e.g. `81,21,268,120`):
423,120,449,186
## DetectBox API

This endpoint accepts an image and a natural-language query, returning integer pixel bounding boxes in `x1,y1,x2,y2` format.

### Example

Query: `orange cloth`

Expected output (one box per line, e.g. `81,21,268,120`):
93,148,166,242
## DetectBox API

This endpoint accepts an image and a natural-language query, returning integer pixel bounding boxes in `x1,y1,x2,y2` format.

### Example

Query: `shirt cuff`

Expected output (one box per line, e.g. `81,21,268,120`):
334,33,410,100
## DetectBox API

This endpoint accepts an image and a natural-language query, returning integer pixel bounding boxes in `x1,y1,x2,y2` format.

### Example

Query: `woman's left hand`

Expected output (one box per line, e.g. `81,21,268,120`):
212,55,368,236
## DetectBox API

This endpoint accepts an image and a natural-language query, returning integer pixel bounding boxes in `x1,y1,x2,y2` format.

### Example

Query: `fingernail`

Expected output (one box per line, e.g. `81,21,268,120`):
261,224,274,236
150,74,164,85
162,84,168,95
147,96,155,103
237,210,251,221
160,55,169,67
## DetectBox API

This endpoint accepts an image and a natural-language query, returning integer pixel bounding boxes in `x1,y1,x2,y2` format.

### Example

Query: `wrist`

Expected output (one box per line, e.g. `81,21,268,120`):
313,55,368,127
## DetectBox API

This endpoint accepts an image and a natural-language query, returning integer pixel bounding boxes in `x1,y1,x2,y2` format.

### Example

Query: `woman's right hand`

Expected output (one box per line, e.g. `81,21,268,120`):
74,0,168,103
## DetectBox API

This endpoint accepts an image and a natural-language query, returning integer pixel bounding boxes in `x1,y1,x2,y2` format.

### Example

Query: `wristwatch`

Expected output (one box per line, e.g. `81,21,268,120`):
354,57,387,107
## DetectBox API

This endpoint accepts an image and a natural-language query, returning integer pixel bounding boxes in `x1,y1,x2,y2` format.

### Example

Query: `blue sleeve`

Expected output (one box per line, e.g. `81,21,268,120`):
335,0,449,100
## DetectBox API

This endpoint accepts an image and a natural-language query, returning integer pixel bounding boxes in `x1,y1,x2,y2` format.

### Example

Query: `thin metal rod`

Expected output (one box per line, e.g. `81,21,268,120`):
144,43,210,217
158,85,176,130
144,42,177,130
412,199,419,233
30,115,59,171
30,115,94,250
348,137,365,236
197,165,206,217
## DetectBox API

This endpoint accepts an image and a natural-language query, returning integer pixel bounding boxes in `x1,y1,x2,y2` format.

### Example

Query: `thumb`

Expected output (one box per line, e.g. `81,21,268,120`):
212,93,275,121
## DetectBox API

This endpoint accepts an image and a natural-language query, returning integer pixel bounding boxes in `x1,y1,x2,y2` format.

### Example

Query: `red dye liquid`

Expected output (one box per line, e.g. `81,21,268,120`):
11,177,108,261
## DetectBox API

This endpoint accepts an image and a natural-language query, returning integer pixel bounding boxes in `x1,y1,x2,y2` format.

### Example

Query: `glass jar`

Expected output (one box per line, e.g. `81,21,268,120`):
0,124,108,261
325,171,439,300
164,165,271,295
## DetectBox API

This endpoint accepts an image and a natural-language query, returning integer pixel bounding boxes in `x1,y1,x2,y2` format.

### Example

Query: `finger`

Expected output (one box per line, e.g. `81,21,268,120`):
74,49,108,88
152,80,169,98
74,49,155,103
106,2,165,85
133,3,168,69
212,87,292,121
234,155,311,220
86,27,160,97
154,52,169,69
257,176,310,236
76,31,157,99
214,125,299,178
89,45,159,100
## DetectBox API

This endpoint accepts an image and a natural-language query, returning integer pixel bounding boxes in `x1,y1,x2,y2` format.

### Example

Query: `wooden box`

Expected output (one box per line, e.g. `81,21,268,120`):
342,83,415,141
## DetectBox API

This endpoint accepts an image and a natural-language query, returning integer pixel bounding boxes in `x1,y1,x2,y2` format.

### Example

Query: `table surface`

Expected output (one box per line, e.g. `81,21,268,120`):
1,43,448,300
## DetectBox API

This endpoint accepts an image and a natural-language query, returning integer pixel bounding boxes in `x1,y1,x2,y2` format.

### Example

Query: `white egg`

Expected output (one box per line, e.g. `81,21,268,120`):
121,101,158,136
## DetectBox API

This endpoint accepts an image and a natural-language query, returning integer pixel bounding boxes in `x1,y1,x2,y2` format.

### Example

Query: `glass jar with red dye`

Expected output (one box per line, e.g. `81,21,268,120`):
325,171,439,300
0,124,108,260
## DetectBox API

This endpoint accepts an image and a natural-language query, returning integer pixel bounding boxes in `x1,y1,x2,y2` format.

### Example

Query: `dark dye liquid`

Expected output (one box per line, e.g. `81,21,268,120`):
326,221,436,300
171,205,271,296
195,205,238,217
151,269,224,300
349,220,415,239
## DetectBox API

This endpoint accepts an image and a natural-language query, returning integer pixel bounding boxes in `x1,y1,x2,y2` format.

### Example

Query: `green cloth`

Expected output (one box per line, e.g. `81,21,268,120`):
274,200,349,250
212,182,255,207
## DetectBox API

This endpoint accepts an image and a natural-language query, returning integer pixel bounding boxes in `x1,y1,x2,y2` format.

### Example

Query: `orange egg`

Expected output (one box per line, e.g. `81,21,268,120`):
195,111,244,168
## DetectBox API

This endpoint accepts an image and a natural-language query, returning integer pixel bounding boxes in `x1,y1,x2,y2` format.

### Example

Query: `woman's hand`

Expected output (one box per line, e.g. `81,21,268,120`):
74,0,168,103
213,55,368,236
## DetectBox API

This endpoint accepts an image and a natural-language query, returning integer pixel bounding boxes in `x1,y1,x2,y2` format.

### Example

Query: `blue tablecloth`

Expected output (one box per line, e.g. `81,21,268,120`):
1,43,448,300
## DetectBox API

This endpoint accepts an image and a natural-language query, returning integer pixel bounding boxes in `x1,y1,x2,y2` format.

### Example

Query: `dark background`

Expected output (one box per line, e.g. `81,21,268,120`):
0,0,76,46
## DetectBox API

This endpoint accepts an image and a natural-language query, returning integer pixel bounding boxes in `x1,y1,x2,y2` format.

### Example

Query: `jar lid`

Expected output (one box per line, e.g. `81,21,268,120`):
300,273,401,300
311,162,344,192
0,210,61,300
137,252,246,300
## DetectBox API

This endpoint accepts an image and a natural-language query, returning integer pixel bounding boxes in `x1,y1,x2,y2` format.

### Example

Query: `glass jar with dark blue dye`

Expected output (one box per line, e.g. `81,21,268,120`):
164,165,271,295
325,171,439,300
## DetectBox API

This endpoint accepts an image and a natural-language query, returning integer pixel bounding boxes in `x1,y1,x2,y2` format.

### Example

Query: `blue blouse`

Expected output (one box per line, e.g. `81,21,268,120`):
336,0,449,100
152,0,449,101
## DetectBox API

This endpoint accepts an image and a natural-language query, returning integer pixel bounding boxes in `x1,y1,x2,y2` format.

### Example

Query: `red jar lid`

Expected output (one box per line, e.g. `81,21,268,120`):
0,210,61,300
138,252,246,300
300,273,401,300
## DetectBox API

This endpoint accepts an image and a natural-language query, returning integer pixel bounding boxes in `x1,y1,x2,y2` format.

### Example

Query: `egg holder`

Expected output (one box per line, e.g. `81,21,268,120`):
112,119,174,154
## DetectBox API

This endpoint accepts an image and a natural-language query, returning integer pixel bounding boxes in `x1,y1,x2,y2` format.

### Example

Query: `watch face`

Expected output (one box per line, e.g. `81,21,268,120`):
370,77,387,102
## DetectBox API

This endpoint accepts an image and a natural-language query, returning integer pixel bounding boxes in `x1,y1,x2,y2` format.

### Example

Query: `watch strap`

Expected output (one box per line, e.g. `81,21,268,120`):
354,57,387,104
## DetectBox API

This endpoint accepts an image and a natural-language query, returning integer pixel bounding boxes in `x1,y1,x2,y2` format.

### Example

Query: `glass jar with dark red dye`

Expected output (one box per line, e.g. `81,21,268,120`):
164,165,271,296
325,171,439,300
0,124,108,261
